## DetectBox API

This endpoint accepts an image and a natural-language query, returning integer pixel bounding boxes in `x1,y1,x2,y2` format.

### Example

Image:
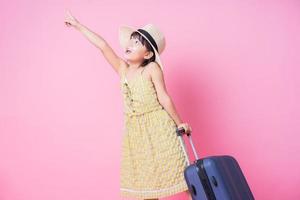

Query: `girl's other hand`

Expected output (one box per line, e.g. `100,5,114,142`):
177,122,192,134
64,9,80,28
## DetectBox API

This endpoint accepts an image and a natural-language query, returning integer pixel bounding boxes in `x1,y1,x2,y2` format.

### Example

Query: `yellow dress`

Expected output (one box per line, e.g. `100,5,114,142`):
119,67,190,199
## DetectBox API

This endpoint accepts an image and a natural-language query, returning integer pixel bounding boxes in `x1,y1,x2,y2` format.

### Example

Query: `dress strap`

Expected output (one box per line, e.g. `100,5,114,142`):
122,65,127,78
140,67,146,75
121,68,125,78
120,67,127,83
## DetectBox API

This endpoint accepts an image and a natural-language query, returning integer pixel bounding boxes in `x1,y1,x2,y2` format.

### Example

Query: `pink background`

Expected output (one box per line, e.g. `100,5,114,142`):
1,0,299,199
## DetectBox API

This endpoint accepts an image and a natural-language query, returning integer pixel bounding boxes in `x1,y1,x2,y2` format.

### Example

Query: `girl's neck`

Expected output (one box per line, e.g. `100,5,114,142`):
127,61,143,69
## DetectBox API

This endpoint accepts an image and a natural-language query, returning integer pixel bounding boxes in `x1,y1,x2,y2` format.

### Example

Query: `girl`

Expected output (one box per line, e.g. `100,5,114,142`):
64,10,193,200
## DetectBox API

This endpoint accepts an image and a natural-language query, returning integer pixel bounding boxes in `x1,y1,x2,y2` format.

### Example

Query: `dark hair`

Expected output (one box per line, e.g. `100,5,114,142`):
130,31,156,67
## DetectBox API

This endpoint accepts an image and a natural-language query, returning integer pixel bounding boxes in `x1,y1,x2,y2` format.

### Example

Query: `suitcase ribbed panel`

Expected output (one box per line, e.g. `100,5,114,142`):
184,165,208,200
205,156,255,200
176,128,255,200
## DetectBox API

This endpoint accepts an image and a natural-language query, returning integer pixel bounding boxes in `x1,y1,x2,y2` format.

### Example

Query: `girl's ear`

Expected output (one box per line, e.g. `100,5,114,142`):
144,51,154,59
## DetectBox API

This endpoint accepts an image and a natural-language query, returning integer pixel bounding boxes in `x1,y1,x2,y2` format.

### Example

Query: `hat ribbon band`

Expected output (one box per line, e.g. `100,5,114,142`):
137,29,158,52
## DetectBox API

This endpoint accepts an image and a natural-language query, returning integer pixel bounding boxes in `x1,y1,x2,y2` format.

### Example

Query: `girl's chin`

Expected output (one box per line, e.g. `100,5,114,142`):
124,55,138,62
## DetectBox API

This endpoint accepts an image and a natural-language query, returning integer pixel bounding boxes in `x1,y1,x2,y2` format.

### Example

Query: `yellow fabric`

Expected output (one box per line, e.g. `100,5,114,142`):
119,68,189,199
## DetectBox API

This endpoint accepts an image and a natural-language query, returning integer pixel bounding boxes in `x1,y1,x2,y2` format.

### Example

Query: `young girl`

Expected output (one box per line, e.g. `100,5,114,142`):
64,10,193,200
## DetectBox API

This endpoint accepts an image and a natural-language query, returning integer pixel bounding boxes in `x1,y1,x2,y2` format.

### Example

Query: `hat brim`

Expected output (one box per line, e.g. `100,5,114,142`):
118,25,164,71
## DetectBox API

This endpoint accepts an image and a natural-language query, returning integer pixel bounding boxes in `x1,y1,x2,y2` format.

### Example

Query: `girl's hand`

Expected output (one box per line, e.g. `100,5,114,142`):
64,10,80,28
177,122,192,134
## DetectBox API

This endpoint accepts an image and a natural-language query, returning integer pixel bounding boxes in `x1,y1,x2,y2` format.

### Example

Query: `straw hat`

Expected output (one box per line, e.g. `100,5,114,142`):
118,23,166,70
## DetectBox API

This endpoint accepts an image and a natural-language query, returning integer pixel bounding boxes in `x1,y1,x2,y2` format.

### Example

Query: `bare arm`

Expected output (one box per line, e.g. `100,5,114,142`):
149,62,183,126
149,62,192,134
64,10,127,75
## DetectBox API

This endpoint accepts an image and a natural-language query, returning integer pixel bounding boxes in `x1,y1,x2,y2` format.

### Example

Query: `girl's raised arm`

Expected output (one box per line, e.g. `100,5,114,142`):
64,10,127,76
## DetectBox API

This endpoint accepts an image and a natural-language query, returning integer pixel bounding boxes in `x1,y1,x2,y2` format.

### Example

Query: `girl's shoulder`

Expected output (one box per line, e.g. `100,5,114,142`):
145,61,161,72
147,61,163,76
118,60,129,78
143,61,162,82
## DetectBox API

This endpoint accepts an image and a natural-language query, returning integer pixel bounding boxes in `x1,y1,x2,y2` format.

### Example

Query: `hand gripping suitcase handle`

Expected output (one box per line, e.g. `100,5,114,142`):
176,127,199,165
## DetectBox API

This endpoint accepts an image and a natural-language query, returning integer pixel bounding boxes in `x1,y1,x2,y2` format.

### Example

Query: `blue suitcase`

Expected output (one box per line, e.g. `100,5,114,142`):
176,127,255,200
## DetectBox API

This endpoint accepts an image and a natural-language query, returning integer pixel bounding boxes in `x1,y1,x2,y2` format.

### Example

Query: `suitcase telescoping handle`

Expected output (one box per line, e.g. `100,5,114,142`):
176,127,199,165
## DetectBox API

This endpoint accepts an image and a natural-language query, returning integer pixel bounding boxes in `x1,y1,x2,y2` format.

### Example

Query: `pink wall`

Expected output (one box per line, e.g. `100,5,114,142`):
0,0,299,199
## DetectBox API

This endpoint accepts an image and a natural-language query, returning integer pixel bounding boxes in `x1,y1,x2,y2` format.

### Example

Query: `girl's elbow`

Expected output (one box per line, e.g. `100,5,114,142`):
158,95,171,106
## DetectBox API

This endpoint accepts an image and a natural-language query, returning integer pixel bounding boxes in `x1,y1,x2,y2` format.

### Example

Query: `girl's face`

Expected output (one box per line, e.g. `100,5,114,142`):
124,37,153,63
